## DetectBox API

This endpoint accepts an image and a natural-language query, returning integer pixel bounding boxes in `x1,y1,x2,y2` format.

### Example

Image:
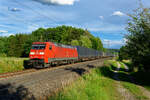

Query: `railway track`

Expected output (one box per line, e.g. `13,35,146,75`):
0,69,36,79
0,58,107,79
0,58,112,100
0,64,71,79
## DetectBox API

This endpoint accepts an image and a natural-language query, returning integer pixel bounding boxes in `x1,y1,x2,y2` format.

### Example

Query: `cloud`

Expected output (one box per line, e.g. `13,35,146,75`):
103,39,124,45
0,33,14,37
9,8,21,12
88,25,125,32
112,11,125,16
0,30,14,37
33,0,79,5
0,30,8,33
27,24,40,32
102,39,125,49
8,34,15,36
99,16,104,19
123,38,128,43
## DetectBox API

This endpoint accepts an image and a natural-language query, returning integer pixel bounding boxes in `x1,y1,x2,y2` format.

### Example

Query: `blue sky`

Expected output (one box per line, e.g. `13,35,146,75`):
0,0,150,49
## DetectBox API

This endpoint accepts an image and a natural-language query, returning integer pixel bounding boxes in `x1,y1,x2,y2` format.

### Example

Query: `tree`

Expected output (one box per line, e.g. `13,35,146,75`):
80,36,92,48
119,46,129,61
71,40,79,46
125,6,150,71
90,37,103,50
0,37,8,56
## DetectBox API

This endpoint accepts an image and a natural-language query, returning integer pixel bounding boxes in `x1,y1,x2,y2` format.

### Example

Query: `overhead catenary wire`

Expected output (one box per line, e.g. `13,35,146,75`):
13,0,58,24
1,0,58,29
12,0,58,42
0,0,59,39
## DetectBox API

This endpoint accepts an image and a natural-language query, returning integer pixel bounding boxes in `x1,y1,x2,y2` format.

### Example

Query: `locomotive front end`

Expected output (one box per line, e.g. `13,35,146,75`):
29,42,47,68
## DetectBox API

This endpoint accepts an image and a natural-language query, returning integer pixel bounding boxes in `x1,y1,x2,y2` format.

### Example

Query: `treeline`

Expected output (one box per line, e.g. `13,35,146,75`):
107,49,119,53
119,7,150,71
0,25,103,57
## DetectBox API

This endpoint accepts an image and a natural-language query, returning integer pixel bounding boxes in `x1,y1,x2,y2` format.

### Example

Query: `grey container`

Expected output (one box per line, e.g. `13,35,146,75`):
76,46,103,58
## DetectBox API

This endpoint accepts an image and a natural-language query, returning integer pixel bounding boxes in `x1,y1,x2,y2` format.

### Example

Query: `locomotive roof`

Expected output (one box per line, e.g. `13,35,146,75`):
32,42,47,44
53,42,76,49
32,42,76,49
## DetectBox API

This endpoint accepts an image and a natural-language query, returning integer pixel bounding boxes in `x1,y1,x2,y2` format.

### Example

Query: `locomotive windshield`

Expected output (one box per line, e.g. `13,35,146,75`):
32,44,46,50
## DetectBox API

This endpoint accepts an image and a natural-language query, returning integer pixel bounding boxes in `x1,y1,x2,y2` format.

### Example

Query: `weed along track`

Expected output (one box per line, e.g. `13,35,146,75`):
0,58,108,79
0,69,36,79
0,58,111,100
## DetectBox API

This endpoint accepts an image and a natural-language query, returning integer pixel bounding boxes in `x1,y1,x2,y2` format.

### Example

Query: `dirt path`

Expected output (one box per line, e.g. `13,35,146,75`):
115,62,150,100
113,62,137,100
138,85,150,99
122,63,150,100
122,63,129,71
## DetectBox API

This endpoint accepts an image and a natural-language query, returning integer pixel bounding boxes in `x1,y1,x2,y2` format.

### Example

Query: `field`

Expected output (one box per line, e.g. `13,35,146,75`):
0,57,28,74
49,59,150,100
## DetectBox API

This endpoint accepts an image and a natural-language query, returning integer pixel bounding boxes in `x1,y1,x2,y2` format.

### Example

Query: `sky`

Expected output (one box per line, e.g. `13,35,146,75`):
0,0,150,49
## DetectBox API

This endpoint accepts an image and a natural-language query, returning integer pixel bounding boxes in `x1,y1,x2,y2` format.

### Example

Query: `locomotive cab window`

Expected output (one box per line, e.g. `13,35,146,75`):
49,45,52,50
32,44,46,50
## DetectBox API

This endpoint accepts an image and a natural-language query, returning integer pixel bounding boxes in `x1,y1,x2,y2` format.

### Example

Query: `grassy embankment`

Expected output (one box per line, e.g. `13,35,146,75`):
0,57,28,74
49,59,150,100
49,60,122,100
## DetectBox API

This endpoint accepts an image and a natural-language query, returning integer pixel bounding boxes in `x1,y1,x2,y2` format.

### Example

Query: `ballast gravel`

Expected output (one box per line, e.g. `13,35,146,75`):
0,58,111,100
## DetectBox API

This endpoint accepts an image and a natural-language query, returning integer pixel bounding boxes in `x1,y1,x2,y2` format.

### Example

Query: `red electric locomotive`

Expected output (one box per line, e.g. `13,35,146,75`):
29,42,78,68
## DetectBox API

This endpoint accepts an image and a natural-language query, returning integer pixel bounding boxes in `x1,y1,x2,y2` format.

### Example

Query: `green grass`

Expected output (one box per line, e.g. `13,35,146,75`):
106,60,118,67
0,57,28,73
49,66,121,100
119,62,125,69
107,60,149,100
122,82,148,100
122,60,134,71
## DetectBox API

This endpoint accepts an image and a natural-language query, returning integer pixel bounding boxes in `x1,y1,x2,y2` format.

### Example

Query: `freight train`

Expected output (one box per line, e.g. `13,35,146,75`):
27,42,114,68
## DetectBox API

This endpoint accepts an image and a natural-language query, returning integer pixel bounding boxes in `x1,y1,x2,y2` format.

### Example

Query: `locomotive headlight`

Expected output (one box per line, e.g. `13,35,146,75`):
30,52,35,55
39,52,44,55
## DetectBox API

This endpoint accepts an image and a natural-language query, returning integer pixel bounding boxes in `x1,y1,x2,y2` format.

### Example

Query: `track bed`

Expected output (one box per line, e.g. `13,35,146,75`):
0,58,111,100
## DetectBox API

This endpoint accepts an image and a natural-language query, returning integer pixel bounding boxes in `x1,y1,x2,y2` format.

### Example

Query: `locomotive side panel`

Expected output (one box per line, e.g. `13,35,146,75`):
47,43,78,63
